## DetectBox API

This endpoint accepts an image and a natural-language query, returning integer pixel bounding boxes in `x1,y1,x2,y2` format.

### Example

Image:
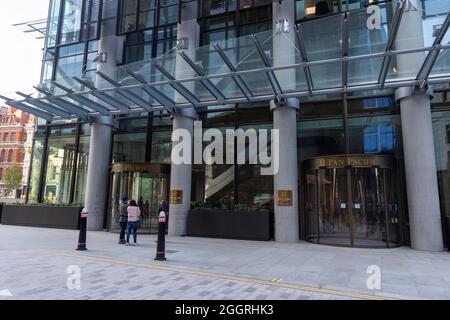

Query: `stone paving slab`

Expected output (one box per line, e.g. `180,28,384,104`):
0,225,449,300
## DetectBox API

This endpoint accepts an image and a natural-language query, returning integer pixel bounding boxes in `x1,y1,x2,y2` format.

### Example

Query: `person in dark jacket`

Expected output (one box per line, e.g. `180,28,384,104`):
118,197,129,244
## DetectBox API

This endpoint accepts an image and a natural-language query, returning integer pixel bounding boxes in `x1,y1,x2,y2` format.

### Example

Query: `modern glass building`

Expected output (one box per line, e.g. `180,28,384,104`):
2,0,450,251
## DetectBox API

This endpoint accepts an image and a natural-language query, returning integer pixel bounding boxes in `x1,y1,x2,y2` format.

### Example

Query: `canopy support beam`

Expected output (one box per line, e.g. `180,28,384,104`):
213,43,254,103
251,34,283,97
96,71,154,112
417,11,450,88
294,24,314,94
73,77,130,113
378,0,405,89
126,71,176,114
150,60,200,107
178,51,226,103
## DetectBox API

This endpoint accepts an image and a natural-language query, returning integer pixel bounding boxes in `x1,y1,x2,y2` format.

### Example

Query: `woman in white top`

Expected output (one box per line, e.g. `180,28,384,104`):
126,200,141,246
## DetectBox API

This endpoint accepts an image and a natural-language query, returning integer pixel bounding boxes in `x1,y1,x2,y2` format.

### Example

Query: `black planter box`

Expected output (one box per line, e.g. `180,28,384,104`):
1,205,83,230
187,209,271,241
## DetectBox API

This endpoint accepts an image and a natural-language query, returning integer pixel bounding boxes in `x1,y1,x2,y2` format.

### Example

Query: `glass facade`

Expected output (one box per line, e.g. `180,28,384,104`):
26,0,450,247
295,0,391,21
28,122,90,205
42,0,101,84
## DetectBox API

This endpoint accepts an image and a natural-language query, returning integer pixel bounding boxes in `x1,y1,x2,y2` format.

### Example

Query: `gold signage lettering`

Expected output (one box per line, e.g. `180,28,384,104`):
170,190,184,205
277,190,293,207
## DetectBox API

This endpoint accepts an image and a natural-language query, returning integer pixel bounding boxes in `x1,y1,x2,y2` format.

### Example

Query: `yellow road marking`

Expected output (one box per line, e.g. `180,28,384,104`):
52,251,390,300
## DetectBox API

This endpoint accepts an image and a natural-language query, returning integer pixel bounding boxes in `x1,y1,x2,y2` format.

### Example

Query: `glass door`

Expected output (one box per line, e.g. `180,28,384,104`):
317,167,351,246
110,169,170,233
304,155,402,248
351,167,387,247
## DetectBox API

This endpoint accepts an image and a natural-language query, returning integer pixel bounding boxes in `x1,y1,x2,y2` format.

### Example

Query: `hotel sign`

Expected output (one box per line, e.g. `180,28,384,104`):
277,190,293,207
111,163,171,174
304,155,394,170
170,190,184,205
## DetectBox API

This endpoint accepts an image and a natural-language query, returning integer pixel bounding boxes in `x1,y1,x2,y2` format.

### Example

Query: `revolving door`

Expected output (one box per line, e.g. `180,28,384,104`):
304,155,402,248
109,163,170,233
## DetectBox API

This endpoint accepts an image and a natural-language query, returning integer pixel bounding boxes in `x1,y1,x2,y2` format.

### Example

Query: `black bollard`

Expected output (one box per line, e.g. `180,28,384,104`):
155,211,167,261
77,208,88,251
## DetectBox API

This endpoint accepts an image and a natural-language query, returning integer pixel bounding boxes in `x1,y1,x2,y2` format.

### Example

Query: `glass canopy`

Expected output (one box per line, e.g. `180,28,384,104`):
1,1,450,121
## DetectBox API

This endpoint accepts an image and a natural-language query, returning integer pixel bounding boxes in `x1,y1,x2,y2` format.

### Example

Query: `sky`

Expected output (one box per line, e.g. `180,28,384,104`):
0,0,50,98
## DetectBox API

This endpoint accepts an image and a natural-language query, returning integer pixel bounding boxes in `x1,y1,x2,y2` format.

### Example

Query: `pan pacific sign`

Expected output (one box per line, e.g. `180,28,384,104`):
305,155,395,170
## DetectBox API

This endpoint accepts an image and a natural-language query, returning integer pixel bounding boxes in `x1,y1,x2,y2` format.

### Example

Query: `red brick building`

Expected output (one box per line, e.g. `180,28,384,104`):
0,107,34,198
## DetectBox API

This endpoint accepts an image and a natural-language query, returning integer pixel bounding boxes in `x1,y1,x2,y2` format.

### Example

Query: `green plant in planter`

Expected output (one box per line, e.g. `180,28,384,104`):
3,202,83,208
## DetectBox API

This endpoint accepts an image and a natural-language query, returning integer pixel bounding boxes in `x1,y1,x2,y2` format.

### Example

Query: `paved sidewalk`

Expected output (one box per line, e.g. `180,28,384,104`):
0,225,449,300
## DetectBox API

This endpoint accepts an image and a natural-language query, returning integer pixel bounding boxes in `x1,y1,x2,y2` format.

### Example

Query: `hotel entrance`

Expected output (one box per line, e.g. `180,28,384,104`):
303,155,402,248
109,163,170,234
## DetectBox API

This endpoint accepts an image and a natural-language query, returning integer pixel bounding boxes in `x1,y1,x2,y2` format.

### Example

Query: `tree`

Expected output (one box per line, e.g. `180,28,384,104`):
4,165,22,198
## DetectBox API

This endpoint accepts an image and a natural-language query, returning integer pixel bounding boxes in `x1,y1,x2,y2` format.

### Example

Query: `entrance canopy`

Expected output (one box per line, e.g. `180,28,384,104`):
1,2,450,121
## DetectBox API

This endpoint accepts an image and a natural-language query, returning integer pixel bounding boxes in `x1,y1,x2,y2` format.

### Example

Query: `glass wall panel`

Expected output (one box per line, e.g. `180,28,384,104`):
73,135,90,204
151,131,172,164
28,139,44,203
300,99,343,119
295,0,388,21
47,0,62,48
55,43,85,79
347,96,396,114
120,0,138,33
298,118,345,162
43,135,77,204
432,111,450,241
60,0,84,45
158,0,179,26
113,133,146,163
237,124,274,209
348,114,401,156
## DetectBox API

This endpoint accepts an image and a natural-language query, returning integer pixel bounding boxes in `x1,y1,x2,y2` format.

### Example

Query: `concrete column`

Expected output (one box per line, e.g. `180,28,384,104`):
271,0,300,242
168,1,198,236
85,117,114,230
85,0,120,230
395,0,443,251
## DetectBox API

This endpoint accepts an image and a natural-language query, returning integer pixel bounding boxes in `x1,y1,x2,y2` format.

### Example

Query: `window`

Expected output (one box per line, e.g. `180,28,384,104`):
0,168,3,181
139,0,156,29
55,43,85,79
28,138,44,203
0,150,5,162
202,0,235,16
348,115,400,156
47,0,62,47
295,0,392,21
118,0,179,34
81,0,101,41
42,48,56,84
124,30,154,63
43,131,77,204
158,0,179,26
200,2,272,45
7,150,13,163
120,0,139,33
54,40,98,80
11,133,16,142
59,0,84,45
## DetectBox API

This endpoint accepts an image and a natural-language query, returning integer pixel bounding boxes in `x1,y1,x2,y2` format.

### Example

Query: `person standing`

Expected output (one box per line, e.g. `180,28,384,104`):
126,200,141,246
118,197,128,244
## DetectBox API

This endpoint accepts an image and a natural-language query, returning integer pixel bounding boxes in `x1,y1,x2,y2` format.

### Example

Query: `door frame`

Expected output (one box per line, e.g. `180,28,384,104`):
302,154,403,248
